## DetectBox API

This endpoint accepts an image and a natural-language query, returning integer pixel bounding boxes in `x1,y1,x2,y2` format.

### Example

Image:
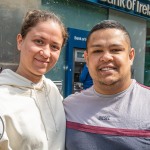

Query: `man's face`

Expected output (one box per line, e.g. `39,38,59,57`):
84,28,135,94
17,21,63,82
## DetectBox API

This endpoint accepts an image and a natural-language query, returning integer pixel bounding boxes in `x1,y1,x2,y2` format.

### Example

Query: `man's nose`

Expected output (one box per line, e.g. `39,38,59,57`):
100,51,113,62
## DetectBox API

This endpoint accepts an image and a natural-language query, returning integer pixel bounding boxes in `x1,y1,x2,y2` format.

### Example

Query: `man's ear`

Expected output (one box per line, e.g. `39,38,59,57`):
17,34,23,51
129,48,135,65
84,50,88,66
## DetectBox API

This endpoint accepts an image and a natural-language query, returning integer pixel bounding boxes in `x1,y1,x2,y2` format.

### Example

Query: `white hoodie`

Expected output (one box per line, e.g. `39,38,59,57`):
0,69,66,150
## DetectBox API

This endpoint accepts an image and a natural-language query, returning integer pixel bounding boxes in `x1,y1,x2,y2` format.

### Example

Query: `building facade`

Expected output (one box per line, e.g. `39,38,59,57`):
0,0,149,97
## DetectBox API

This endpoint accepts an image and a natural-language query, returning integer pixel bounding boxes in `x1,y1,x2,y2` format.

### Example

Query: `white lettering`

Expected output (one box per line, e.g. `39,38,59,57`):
126,0,133,10
132,0,136,11
113,0,120,6
147,5,150,16
108,0,114,4
120,0,126,8
74,36,87,41
82,38,86,41
74,36,81,41
136,2,150,16
98,0,150,17
142,5,148,15
136,1,140,12
116,0,120,6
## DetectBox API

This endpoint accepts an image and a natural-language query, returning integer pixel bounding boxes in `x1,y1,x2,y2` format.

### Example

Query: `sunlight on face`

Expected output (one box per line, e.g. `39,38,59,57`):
17,21,63,83
85,29,135,94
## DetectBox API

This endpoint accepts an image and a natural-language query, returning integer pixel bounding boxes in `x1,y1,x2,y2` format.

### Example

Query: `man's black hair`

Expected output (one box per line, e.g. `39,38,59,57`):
86,20,131,48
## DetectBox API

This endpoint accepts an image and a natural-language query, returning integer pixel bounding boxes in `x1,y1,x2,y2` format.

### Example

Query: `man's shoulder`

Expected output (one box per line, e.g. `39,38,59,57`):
64,91,83,102
135,81,150,92
136,82,150,90
133,81,150,100
64,87,93,104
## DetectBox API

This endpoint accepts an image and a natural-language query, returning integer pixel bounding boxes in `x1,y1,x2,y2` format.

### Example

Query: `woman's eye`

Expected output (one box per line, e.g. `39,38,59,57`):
51,45,60,51
35,39,44,45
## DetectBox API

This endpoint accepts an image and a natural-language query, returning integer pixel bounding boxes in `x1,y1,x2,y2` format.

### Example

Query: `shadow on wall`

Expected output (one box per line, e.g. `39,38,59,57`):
0,0,40,71
0,63,18,73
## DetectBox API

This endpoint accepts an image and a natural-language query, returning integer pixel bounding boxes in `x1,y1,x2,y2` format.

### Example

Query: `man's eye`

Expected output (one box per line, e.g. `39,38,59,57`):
112,49,121,52
93,50,103,53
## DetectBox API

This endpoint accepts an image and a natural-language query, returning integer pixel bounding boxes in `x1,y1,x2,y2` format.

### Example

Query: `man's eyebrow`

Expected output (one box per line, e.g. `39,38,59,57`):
109,43,124,47
88,44,103,48
90,43,124,47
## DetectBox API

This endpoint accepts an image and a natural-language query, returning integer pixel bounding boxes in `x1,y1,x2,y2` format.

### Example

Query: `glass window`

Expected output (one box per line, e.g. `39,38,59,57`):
144,21,150,86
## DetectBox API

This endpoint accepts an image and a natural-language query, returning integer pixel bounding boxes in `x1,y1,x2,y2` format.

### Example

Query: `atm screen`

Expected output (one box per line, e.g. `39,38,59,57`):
73,48,85,93
77,51,83,58
74,49,85,62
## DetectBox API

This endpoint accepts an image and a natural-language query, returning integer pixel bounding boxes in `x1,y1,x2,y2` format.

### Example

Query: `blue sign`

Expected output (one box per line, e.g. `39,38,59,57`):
81,0,150,20
65,28,89,97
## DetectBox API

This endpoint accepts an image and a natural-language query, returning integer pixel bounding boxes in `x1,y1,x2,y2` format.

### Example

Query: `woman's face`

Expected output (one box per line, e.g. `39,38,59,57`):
17,20,63,82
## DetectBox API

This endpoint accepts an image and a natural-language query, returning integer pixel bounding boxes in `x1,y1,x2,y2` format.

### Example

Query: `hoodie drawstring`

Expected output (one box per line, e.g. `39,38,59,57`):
43,81,57,132
30,81,57,141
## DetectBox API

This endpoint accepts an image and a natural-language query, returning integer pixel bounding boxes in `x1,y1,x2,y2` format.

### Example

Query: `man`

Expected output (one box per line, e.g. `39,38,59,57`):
63,20,150,150
79,63,93,89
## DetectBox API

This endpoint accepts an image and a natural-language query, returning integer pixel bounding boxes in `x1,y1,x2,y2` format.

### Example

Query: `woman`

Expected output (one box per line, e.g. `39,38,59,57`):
0,9,68,150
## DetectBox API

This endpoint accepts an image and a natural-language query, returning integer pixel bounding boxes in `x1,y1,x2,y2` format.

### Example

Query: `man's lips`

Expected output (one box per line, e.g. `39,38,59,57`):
99,67,116,71
98,64,117,70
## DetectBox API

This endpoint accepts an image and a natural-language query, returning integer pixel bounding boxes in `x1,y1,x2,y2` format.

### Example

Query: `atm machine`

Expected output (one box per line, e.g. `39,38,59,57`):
73,48,85,93
65,28,89,97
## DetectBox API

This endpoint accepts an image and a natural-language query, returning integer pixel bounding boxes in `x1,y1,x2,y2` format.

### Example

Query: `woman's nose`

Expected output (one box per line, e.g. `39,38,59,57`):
40,46,51,58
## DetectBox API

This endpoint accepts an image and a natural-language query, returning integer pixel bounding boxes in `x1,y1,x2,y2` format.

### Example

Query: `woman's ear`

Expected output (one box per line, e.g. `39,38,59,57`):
17,34,23,51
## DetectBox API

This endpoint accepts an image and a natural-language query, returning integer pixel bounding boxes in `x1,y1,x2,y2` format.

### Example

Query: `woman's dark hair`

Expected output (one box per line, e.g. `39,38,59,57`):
20,9,68,47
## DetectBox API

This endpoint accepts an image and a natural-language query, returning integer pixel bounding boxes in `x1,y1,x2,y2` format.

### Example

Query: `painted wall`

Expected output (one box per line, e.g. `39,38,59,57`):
109,9,146,84
0,0,40,70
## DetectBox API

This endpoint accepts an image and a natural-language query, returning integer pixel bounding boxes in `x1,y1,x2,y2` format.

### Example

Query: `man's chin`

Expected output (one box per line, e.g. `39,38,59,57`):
100,79,118,86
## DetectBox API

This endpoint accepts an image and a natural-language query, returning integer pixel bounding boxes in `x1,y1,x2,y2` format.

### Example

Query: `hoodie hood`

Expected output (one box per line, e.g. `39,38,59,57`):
0,69,44,90
0,69,66,149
